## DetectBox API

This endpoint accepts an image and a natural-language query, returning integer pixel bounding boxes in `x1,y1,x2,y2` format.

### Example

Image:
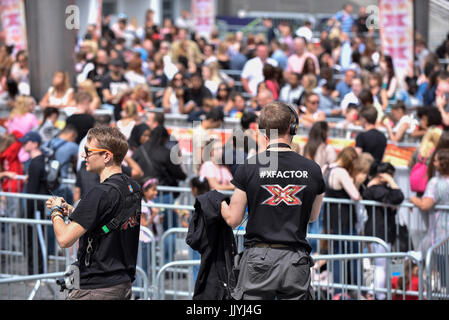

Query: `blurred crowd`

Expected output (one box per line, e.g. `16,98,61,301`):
0,4,449,286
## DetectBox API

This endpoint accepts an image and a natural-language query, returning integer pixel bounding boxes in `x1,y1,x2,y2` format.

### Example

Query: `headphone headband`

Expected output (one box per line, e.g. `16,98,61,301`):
285,103,299,136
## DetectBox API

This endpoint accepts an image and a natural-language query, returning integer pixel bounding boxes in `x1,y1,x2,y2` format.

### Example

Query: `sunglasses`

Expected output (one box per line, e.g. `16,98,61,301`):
84,146,113,158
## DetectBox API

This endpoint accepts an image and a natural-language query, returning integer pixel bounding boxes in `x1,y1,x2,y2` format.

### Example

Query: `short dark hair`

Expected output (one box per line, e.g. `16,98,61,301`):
391,101,406,113
240,111,258,130
205,108,224,122
358,89,374,106
369,161,395,177
360,106,378,125
149,111,165,126
417,106,443,127
61,124,78,137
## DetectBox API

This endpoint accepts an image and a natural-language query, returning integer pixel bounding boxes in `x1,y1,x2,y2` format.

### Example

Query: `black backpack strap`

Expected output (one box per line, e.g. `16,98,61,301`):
84,174,142,267
95,175,142,236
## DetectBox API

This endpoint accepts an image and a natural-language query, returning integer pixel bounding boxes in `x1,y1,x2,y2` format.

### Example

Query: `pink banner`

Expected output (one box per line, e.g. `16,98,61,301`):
0,0,27,52
191,0,215,38
379,0,414,89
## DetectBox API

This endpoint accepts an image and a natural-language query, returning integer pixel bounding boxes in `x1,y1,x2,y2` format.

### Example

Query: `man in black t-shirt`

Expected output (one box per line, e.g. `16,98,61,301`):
101,59,129,121
221,101,325,300
20,131,47,275
355,106,387,162
74,160,132,203
182,72,213,114
65,92,96,144
46,127,141,300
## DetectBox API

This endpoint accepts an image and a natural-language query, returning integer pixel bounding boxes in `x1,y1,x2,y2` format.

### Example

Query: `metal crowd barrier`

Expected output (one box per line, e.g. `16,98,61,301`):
0,271,65,300
426,234,449,300
152,227,430,300
2,186,446,300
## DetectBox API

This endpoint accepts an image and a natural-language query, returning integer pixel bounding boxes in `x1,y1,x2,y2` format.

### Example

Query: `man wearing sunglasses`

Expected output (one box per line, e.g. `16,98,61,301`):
46,127,142,300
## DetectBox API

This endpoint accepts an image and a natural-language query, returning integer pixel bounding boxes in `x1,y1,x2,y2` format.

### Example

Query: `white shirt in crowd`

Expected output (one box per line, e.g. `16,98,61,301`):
279,84,304,105
340,91,359,114
241,57,278,96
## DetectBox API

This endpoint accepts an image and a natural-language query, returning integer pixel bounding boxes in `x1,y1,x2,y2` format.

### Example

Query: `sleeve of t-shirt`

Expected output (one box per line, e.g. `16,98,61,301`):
241,61,251,80
231,163,247,192
68,143,80,158
314,163,326,194
355,133,364,149
423,177,439,203
69,186,112,232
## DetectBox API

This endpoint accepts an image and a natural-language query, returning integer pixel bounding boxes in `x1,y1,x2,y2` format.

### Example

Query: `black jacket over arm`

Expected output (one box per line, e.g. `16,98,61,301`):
186,190,238,300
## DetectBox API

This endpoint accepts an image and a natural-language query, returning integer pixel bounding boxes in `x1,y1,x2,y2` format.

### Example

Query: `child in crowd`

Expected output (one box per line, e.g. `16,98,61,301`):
334,103,360,139
138,177,160,289
363,162,404,300
391,259,419,300
140,177,161,239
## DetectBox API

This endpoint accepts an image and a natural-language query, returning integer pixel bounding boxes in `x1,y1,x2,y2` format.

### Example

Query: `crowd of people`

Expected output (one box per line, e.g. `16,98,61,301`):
0,3,449,299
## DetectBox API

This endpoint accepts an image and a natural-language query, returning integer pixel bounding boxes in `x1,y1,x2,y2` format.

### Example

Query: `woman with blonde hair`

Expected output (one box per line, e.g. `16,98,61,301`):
76,79,101,112
296,73,317,106
202,62,222,96
116,100,138,139
409,126,443,194
6,95,39,135
39,71,74,109
131,83,154,112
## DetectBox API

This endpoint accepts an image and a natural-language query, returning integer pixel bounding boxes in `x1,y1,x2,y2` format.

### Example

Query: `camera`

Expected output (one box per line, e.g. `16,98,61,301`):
56,263,80,292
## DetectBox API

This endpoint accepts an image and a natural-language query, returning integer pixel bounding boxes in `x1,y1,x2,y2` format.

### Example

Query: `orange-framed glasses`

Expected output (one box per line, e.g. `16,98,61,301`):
84,146,114,158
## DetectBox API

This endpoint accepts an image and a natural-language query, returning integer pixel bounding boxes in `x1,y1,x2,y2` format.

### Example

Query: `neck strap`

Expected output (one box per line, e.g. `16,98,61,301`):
267,143,291,149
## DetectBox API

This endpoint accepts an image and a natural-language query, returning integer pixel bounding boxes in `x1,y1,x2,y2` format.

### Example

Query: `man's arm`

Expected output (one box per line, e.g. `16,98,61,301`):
46,197,86,248
52,217,86,248
221,187,247,228
309,193,324,222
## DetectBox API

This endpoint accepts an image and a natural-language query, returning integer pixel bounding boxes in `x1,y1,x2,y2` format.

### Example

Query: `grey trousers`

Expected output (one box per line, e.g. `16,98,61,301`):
67,281,132,300
232,246,314,300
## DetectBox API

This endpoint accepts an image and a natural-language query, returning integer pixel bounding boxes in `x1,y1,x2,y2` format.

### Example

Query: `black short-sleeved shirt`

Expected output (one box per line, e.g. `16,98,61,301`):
355,129,387,163
65,113,95,144
75,161,132,199
232,151,325,252
69,173,141,289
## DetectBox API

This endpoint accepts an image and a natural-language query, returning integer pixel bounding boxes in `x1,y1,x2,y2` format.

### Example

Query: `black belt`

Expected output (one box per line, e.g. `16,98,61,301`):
251,243,290,249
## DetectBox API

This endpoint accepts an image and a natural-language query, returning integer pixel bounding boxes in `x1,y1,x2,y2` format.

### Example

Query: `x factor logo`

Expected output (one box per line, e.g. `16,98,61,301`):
261,184,306,206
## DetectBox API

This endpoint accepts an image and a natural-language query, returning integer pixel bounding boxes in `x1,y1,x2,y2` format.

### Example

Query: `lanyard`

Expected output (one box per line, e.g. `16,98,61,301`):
267,143,291,149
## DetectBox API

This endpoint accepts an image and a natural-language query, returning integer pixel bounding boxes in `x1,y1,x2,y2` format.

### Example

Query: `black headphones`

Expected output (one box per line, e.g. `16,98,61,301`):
258,102,299,136
285,103,299,136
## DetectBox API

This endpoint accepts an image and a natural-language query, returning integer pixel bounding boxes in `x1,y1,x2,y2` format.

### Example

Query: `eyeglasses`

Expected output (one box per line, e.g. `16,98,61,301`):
83,146,114,158
308,100,319,104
